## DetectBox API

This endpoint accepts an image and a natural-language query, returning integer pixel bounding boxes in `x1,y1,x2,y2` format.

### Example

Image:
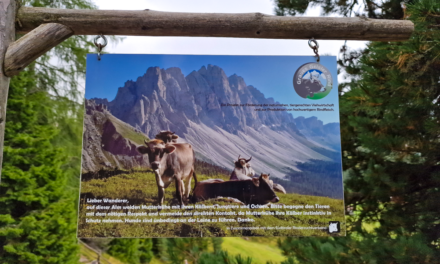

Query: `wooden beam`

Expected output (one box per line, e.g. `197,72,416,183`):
0,0,17,180
16,7,414,41
4,23,73,77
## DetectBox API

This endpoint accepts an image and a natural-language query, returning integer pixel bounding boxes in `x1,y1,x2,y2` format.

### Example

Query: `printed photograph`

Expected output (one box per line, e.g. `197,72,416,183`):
77,54,345,238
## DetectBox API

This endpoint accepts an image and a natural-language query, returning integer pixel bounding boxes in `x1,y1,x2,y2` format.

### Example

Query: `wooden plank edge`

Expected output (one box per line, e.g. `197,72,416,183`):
16,7,414,41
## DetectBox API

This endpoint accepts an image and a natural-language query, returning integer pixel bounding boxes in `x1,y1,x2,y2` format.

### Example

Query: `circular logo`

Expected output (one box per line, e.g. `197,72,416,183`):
293,63,333,100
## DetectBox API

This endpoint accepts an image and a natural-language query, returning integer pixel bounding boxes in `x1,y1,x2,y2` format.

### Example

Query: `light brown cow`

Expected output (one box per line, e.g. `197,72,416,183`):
137,139,197,207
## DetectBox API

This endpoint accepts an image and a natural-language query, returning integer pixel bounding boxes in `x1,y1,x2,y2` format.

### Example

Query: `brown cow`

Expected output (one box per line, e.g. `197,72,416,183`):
137,139,197,207
155,130,179,144
231,158,287,194
260,173,287,194
192,174,279,205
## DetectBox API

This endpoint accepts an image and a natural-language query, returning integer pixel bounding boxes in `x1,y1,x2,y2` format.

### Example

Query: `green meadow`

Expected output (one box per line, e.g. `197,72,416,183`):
78,170,345,238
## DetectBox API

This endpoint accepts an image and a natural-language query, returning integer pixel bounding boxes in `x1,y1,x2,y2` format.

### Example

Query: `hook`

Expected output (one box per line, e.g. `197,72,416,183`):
93,34,108,61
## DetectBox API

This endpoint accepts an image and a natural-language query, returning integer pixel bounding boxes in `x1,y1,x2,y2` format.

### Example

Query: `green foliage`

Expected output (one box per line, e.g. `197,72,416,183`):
279,233,437,263
212,237,223,253
198,250,252,264
20,0,98,100
221,238,286,264
0,70,79,263
274,0,409,19
108,239,140,264
198,250,232,264
139,239,154,264
166,238,209,264
107,238,153,264
164,238,252,264
0,0,102,263
152,238,167,260
278,0,440,263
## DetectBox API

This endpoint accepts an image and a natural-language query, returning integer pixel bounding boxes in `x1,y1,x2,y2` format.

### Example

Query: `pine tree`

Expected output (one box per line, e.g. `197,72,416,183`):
212,237,223,253
138,239,154,264
0,0,97,263
108,239,139,264
0,70,80,263
166,238,210,264
278,0,440,263
274,0,408,19
152,238,167,261
106,238,153,264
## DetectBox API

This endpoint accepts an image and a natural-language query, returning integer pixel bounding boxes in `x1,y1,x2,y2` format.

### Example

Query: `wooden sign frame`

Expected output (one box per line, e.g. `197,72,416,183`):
0,2,415,179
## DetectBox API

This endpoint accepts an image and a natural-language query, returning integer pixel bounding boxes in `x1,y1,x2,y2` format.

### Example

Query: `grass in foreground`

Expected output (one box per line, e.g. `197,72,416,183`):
222,237,286,264
80,242,126,264
78,170,345,238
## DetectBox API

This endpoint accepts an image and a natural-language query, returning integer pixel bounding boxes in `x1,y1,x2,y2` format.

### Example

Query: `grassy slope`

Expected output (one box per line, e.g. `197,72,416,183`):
78,171,345,238
106,113,149,145
80,238,286,264
222,237,286,264
80,243,126,264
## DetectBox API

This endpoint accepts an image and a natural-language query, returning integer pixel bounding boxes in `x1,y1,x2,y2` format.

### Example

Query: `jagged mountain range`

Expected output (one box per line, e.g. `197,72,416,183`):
89,65,341,177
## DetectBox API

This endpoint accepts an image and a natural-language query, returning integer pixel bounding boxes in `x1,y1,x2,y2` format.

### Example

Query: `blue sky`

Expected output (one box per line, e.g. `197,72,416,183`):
85,54,340,124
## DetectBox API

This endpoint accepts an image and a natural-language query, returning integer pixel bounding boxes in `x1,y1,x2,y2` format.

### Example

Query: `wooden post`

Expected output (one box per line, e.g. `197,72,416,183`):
0,0,17,180
4,23,73,77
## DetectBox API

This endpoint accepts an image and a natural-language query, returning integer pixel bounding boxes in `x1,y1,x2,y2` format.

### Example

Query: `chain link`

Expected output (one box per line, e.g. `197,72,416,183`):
308,38,320,63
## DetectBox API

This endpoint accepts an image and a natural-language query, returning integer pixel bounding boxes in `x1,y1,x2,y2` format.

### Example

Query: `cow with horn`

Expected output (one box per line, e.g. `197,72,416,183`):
230,155,287,194
230,155,255,180
155,130,179,144
137,139,197,207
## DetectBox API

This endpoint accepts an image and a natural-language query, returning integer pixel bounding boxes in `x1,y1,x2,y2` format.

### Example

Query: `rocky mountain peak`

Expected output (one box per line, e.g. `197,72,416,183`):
101,65,305,138
89,64,340,177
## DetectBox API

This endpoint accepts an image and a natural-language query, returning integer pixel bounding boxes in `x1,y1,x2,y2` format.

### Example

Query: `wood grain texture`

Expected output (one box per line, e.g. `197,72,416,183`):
16,7,414,41
0,0,16,180
4,23,73,77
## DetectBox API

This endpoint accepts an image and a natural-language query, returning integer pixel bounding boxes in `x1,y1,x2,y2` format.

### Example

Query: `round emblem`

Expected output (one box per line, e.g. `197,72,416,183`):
293,62,333,100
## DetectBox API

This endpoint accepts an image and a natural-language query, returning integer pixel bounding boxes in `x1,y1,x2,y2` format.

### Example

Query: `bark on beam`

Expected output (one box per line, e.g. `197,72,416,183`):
0,0,17,180
4,23,73,77
16,7,414,41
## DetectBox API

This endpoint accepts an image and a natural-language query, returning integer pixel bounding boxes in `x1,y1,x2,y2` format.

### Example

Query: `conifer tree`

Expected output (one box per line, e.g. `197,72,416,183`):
274,0,408,19
0,70,81,263
152,238,167,261
278,0,440,263
107,238,154,264
166,238,210,264
212,237,223,253
138,239,154,264
0,0,97,263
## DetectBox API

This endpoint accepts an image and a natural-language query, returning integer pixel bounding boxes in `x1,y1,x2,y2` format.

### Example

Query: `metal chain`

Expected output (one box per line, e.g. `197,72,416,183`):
308,38,320,63
93,34,108,61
